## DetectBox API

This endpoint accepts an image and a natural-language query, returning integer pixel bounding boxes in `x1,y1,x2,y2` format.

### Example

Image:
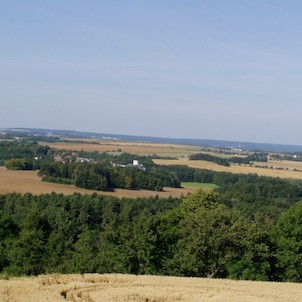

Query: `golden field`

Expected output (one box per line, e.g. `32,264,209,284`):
0,167,194,198
46,141,200,157
1,274,301,302
154,158,302,180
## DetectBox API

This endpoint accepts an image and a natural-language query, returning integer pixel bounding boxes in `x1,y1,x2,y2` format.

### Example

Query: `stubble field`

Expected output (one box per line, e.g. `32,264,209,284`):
154,158,302,180
1,274,301,302
46,141,201,157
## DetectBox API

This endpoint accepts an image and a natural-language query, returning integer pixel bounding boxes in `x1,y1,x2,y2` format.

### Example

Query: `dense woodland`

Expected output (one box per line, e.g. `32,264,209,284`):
163,165,302,223
0,141,302,281
0,191,301,282
38,162,180,191
0,141,52,168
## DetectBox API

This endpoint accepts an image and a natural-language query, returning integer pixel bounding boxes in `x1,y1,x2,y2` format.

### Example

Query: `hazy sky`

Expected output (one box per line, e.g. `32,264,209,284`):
1,1,302,145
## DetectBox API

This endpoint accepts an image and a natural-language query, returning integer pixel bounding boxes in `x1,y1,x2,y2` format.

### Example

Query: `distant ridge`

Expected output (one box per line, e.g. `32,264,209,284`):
2,127,302,153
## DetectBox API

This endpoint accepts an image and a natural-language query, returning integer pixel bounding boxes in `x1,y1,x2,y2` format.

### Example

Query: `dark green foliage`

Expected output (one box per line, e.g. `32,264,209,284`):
229,152,268,164
270,201,302,282
39,162,180,191
4,158,33,170
0,141,52,168
0,190,297,282
170,191,271,280
189,153,230,166
162,165,302,223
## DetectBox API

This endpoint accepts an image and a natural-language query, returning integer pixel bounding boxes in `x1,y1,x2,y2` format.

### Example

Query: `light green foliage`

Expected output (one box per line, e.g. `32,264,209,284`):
181,182,218,189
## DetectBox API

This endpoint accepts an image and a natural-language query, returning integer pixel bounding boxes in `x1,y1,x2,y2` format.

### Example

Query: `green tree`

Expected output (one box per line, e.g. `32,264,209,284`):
270,200,302,282
7,207,50,275
171,190,271,279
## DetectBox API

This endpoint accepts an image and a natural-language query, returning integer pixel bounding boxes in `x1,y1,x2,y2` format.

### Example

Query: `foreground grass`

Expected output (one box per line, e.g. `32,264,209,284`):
0,274,301,302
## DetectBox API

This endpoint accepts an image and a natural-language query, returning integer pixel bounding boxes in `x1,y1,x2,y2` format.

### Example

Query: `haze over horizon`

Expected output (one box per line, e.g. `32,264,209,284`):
1,1,302,145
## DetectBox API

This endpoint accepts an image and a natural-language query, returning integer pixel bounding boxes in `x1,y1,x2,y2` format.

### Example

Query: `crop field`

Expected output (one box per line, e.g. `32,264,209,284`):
254,160,302,171
1,273,301,302
154,158,302,180
0,167,194,198
45,141,201,157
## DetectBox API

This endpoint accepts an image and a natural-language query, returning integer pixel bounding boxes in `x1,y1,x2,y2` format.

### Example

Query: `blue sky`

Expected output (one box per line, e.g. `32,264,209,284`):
1,1,302,144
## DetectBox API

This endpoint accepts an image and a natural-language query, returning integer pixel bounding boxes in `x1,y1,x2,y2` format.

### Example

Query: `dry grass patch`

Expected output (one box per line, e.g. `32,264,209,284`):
0,167,193,198
0,274,301,302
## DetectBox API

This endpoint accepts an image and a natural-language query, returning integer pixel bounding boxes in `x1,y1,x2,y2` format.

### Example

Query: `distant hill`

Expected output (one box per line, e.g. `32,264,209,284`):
2,127,302,153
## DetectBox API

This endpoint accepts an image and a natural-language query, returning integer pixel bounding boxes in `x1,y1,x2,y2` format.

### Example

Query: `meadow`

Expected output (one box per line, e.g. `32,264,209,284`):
181,182,219,189
1,274,301,302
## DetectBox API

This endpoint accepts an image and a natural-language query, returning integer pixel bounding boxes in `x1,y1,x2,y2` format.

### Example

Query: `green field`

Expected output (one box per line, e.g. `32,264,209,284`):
181,182,219,190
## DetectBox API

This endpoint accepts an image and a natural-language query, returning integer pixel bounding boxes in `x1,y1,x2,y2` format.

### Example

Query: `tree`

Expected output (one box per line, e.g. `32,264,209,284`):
5,158,33,170
270,200,302,282
171,190,271,279
7,207,50,275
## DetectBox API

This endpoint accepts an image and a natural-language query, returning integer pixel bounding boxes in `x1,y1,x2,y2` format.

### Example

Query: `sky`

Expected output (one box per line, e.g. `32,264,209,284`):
1,0,302,145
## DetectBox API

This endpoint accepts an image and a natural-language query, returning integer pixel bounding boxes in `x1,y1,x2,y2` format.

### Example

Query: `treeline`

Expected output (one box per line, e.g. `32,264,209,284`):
189,152,268,167
0,141,52,169
38,162,180,191
189,152,268,166
69,151,155,169
163,165,302,223
0,191,301,282
229,152,268,164
189,153,230,166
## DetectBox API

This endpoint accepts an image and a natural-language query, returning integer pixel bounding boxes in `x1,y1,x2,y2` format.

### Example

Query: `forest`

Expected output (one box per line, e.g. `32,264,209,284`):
0,190,301,282
38,161,180,191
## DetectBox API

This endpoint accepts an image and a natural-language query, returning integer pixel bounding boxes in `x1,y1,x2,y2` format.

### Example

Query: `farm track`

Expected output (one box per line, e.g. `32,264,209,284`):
1,274,301,302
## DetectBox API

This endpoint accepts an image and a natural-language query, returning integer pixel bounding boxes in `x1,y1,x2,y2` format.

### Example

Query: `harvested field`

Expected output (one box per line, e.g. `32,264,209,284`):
44,140,250,158
0,167,193,198
0,273,301,302
45,141,200,157
255,160,302,171
154,158,302,180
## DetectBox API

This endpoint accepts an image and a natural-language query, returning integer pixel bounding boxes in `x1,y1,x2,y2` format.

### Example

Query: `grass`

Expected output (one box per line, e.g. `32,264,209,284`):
0,273,301,302
182,182,218,190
